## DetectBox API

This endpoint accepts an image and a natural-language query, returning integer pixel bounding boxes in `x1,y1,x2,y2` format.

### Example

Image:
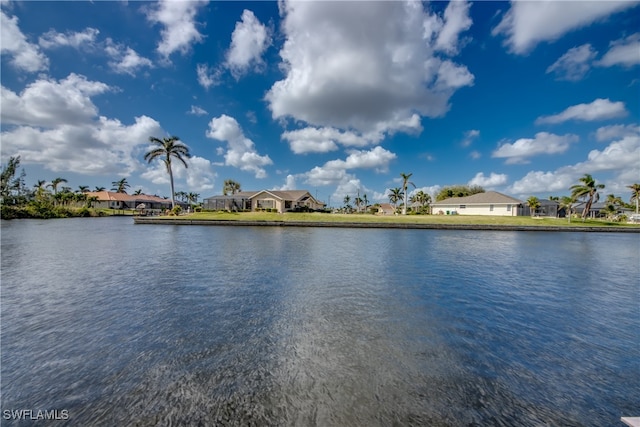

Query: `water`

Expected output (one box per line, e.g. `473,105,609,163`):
1,217,638,426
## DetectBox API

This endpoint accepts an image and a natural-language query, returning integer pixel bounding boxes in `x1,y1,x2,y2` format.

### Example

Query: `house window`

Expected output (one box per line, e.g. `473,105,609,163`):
459,205,466,209
490,204,494,211
507,204,511,211
257,199,274,209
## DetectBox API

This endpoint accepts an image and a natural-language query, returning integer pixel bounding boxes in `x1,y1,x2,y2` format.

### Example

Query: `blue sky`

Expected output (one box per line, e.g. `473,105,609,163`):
1,0,638,205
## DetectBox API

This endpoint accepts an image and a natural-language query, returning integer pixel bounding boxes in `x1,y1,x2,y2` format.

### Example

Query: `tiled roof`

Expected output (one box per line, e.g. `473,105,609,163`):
432,191,522,205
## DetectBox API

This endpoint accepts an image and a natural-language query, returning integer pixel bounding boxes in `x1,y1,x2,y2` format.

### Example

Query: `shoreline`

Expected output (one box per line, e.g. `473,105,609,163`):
133,217,640,232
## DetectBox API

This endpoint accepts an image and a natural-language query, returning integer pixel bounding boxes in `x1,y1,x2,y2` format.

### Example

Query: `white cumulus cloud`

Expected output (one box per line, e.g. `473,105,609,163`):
105,38,153,76
535,99,627,125
281,127,381,154
597,33,640,68
1,9,49,72
144,0,208,58
266,0,474,135
492,1,638,55
206,114,272,178
492,132,578,164
225,9,271,79
468,172,508,188
39,27,99,49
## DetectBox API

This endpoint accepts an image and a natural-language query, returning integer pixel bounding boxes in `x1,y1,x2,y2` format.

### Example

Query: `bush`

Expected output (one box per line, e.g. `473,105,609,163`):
194,206,202,212
172,205,182,215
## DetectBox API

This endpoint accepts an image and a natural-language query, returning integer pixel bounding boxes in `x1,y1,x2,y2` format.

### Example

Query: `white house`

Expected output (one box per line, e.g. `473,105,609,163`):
203,190,325,213
431,191,524,216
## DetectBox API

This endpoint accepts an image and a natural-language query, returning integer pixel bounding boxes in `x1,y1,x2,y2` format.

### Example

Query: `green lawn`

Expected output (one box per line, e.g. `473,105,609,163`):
156,211,640,228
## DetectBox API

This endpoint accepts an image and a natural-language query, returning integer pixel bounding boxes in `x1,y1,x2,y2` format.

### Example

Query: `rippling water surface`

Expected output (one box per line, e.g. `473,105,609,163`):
1,217,639,426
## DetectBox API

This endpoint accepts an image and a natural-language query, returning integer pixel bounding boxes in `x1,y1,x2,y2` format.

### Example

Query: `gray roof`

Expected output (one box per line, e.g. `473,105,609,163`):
432,191,522,205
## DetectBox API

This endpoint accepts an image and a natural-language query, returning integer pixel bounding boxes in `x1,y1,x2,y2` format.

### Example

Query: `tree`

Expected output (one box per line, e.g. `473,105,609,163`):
145,136,191,208
526,196,541,217
412,190,431,214
570,174,605,222
627,183,640,214
111,178,130,194
48,177,67,195
0,156,24,204
362,193,369,213
400,172,415,215
133,189,143,195
188,192,200,205
94,186,106,192
343,195,351,212
435,185,484,201
78,185,89,193
388,187,404,213
559,195,575,223
223,179,241,196
354,196,363,213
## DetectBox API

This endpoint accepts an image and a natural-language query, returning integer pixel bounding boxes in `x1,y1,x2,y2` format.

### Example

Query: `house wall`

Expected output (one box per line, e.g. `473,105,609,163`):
251,194,282,212
432,203,518,216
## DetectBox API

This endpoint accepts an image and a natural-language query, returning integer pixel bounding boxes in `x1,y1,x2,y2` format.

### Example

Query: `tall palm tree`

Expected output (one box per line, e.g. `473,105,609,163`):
362,193,369,213
526,196,541,217
94,186,106,192
627,183,640,214
223,179,241,195
133,189,143,195
343,195,351,212
570,174,605,222
145,136,191,208
78,185,89,193
111,178,130,194
389,187,404,213
48,177,67,195
188,192,200,205
400,172,415,215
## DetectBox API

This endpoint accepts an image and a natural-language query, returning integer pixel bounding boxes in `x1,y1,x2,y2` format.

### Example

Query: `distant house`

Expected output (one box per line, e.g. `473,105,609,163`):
203,190,325,213
85,191,175,211
573,201,634,219
376,203,397,215
431,191,524,216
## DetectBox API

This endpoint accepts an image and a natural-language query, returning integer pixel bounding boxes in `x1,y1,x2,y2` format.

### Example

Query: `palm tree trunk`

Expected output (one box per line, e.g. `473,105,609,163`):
582,198,593,222
168,163,176,209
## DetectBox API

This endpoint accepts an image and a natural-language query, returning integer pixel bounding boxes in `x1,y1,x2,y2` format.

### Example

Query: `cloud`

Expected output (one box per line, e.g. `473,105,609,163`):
535,98,627,125
1,73,111,127
183,156,216,192
196,63,222,90
2,115,162,176
492,1,638,54
206,114,272,178
470,150,481,160
144,0,208,58
281,127,381,154
507,127,639,195
273,174,297,191
105,38,153,76
594,124,640,142
492,132,578,164
39,27,99,49
187,105,208,116
461,129,479,147
596,33,640,68
468,172,508,188
266,0,473,135
225,9,271,79
0,9,49,72
546,44,598,81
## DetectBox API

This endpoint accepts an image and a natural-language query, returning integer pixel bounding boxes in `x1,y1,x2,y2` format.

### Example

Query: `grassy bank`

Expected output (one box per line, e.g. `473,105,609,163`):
149,211,640,228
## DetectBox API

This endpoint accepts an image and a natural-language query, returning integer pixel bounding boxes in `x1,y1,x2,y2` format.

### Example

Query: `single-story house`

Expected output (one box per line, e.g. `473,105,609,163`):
85,191,176,211
203,190,325,213
376,203,397,215
431,191,524,216
572,201,634,219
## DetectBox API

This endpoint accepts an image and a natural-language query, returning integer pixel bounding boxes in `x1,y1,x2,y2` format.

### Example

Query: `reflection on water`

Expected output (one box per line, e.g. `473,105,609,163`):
1,218,639,426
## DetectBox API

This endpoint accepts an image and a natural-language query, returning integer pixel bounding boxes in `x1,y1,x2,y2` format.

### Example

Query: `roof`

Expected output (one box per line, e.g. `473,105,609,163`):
432,191,522,205
205,189,322,204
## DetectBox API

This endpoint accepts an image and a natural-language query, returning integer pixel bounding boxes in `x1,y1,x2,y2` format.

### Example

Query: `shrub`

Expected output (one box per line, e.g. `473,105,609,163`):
172,205,182,215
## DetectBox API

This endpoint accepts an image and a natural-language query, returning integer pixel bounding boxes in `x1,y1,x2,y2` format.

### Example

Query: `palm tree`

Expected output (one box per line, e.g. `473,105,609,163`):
188,192,200,205
111,178,130,194
362,193,369,213
354,196,363,213
78,185,89,193
94,186,106,192
133,189,143,195
389,187,404,213
48,177,67,195
559,195,575,223
526,196,541,217
145,136,191,208
412,190,431,214
343,195,351,212
223,179,241,196
400,172,415,215
570,174,605,222
627,183,640,214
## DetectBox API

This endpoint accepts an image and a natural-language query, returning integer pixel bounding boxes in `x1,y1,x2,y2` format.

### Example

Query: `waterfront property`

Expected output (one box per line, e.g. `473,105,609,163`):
431,191,524,216
521,199,561,217
203,190,325,213
85,191,179,212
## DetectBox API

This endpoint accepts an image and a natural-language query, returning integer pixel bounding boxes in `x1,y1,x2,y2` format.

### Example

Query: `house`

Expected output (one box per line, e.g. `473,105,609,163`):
573,201,634,219
431,191,524,216
85,191,175,211
376,203,397,215
203,190,325,213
